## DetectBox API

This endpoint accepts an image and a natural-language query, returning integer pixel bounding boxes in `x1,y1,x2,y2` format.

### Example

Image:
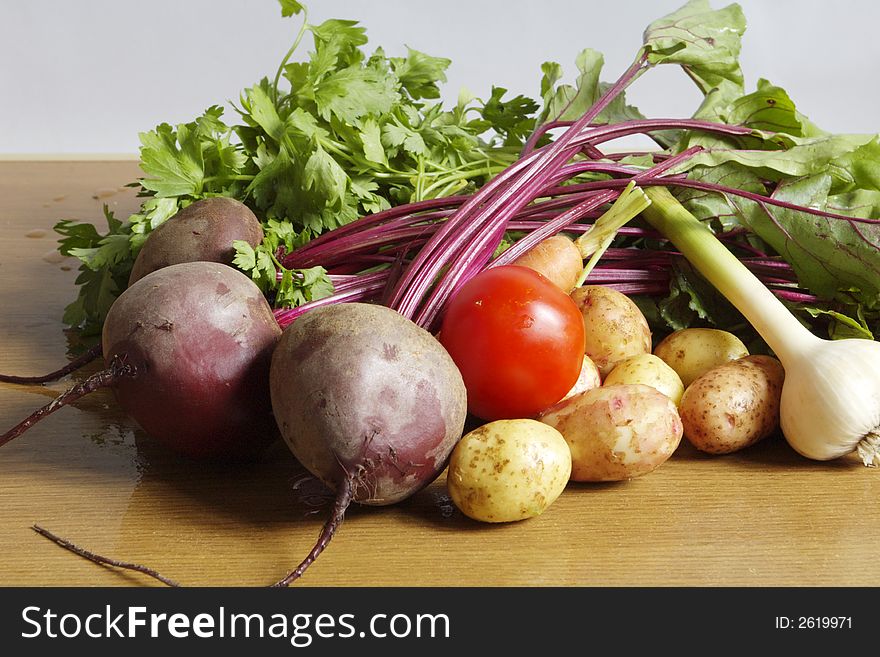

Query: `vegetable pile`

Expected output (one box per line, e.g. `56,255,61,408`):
3,0,880,585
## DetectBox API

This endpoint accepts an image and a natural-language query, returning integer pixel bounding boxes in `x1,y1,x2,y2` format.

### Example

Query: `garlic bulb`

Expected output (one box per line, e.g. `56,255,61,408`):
780,337,880,465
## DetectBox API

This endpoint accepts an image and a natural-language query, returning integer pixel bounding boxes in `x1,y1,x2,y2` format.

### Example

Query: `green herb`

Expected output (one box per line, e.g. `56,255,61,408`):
57,0,536,333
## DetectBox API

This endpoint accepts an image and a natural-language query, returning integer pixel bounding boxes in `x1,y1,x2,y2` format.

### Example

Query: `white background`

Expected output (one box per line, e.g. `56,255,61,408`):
1,0,878,154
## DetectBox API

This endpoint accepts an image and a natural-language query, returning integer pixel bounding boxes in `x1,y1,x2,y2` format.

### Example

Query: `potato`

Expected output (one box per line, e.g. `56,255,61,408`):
560,355,602,403
446,419,571,523
653,328,748,387
510,234,583,293
540,384,682,481
570,285,652,377
679,355,785,454
603,354,685,405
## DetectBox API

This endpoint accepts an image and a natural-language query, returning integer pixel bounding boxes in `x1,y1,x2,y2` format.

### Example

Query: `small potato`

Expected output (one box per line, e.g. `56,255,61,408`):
679,355,785,454
570,285,652,377
511,234,583,293
603,354,685,406
447,419,571,523
540,384,683,481
653,328,748,387
559,356,602,403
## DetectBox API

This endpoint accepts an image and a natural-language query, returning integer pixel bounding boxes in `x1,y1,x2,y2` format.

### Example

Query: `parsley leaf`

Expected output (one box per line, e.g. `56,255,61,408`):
277,0,303,18
480,86,540,146
391,48,451,100
55,3,537,331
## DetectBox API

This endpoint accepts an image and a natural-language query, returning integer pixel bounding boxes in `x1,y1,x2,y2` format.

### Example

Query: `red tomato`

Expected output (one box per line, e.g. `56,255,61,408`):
439,265,585,420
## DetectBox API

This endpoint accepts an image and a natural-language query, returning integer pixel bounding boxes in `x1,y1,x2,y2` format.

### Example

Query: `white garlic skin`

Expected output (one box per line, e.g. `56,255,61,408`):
780,338,880,461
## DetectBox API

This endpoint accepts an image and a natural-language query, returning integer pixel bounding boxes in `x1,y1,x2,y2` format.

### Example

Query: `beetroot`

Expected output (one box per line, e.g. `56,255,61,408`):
2,261,281,460
268,302,467,584
128,197,264,285
1,197,264,386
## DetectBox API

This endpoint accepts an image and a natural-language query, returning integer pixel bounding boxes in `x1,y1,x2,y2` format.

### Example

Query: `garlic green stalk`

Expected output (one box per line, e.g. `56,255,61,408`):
575,181,652,287
642,187,880,466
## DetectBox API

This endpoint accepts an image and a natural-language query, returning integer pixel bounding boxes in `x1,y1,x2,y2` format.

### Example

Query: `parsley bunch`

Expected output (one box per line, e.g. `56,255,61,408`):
56,0,537,333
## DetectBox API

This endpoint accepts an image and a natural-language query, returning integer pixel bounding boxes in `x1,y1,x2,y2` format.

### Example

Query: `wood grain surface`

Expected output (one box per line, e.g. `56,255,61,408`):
1,160,877,587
